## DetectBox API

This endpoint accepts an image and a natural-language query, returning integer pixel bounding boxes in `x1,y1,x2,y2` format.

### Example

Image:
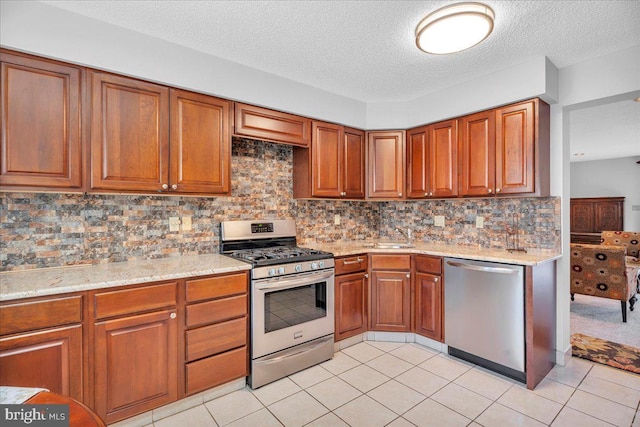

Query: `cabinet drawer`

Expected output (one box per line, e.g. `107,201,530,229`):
185,317,246,362
335,254,368,275
186,295,247,328
0,295,83,336
370,254,411,270
185,346,247,395
93,282,177,319
415,255,442,275
185,273,247,303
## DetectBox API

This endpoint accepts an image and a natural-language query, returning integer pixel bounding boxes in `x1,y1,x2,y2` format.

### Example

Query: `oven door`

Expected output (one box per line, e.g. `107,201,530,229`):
252,268,334,359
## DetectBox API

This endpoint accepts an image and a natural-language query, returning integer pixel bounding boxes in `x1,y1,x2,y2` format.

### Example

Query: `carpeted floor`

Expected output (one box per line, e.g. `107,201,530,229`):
570,292,640,349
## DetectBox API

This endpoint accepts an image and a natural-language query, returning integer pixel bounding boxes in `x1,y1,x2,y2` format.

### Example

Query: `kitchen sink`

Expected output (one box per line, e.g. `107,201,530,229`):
364,242,415,249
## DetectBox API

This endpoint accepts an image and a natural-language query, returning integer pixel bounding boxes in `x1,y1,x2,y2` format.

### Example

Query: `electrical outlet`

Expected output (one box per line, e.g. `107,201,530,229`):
182,216,192,231
434,215,445,227
169,217,181,232
334,214,341,226
476,216,484,229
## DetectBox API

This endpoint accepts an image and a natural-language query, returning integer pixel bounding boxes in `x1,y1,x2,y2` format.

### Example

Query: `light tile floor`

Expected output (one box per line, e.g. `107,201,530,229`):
133,342,640,427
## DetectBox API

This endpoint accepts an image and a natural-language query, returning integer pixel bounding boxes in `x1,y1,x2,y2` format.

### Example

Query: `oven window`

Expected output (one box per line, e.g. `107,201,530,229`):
264,282,327,333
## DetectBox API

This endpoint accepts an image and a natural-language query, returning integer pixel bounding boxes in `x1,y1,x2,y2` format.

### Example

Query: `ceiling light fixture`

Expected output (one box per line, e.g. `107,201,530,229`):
415,2,495,55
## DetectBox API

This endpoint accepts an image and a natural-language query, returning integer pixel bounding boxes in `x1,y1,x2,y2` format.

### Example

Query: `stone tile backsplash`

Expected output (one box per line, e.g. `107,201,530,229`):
0,138,560,271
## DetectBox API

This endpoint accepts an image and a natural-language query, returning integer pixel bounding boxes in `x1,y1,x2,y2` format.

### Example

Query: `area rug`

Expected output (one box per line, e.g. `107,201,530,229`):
571,333,640,374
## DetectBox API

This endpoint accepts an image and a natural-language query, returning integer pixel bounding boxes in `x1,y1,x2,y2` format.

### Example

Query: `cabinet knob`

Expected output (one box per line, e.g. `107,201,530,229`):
341,192,346,196
488,188,492,193
434,277,439,282
170,312,177,319
496,188,501,193
429,192,433,196
171,184,178,190
398,193,402,197
364,274,369,279
424,192,428,196
162,184,169,190
406,273,410,278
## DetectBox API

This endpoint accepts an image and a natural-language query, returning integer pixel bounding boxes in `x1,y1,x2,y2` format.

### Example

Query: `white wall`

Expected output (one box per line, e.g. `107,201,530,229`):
0,1,367,128
571,157,640,231
553,45,640,364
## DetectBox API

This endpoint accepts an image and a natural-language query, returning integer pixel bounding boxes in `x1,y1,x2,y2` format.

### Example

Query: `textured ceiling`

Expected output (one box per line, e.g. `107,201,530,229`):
38,0,640,161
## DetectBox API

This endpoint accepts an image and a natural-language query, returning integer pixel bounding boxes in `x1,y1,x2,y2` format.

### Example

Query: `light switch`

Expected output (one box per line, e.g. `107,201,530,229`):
435,215,445,227
334,214,341,225
182,216,192,231
476,216,484,229
169,217,180,232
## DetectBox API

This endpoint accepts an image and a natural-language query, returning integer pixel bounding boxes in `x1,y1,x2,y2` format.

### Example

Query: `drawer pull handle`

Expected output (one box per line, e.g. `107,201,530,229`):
342,258,364,265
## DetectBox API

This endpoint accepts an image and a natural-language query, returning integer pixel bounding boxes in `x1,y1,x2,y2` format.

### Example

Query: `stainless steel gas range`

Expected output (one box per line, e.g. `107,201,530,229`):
220,219,335,389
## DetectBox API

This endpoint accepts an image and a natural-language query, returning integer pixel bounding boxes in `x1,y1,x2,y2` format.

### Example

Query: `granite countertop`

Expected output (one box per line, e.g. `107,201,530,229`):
307,240,561,266
0,254,251,302
0,242,560,302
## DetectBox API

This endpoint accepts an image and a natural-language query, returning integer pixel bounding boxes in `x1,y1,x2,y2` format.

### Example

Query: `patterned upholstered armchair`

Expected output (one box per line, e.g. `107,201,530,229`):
570,243,638,322
602,231,640,292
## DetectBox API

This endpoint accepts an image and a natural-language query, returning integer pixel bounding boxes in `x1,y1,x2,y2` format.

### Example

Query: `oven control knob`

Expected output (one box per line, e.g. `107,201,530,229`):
278,267,285,275
295,264,302,272
268,268,276,276
319,261,325,269
311,262,318,270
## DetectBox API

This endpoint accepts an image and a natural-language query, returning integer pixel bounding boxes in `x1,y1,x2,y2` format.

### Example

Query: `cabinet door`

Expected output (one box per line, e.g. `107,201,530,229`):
311,121,342,197
594,201,623,232
407,126,429,198
94,309,177,424
342,128,365,199
414,272,442,341
429,120,458,198
570,202,595,233
370,271,411,331
0,51,82,188
460,110,495,197
0,325,83,401
367,131,405,199
495,101,535,194
90,71,169,192
170,89,231,194
234,103,310,147
335,272,368,341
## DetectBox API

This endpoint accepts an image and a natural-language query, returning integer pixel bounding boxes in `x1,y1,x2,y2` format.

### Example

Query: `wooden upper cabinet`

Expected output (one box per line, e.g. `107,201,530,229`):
495,100,536,195
311,121,342,197
407,120,458,199
170,89,231,194
294,123,364,199
342,128,365,198
407,126,429,198
429,120,458,198
367,130,405,199
234,103,310,147
460,110,496,196
0,50,83,189
90,71,170,192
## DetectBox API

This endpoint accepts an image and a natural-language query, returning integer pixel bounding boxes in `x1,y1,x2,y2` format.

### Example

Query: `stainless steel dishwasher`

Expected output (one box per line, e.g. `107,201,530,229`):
444,258,526,382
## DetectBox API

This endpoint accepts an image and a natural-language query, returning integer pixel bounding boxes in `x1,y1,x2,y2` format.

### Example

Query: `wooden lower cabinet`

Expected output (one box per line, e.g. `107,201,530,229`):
335,272,368,341
413,255,443,341
183,272,249,396
93,308,178,424
0,325,83,400
0,294,84,401
414,272,442,341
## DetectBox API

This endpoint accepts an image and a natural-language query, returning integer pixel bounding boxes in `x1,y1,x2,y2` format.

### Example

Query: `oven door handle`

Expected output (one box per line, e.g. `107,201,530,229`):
255,270,334,292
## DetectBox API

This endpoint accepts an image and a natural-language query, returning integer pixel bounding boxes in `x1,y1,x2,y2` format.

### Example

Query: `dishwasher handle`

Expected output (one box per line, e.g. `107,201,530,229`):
446,260,519,275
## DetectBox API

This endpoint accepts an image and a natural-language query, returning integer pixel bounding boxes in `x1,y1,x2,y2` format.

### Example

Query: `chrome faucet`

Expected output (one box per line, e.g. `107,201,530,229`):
396,227,413,244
